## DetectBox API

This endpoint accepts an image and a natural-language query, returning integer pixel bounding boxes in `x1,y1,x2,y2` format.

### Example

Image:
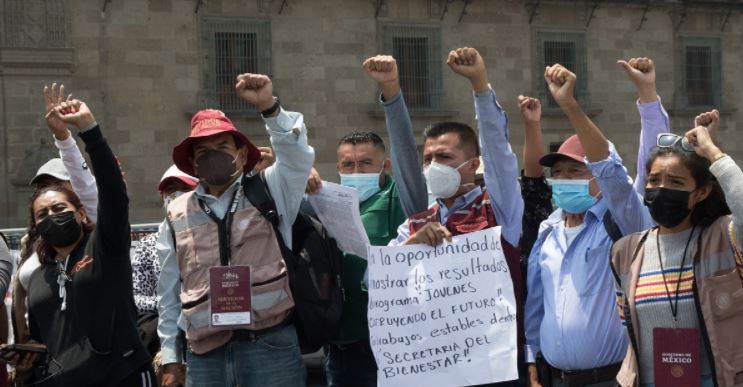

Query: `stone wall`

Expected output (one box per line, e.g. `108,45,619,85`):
1,0,741,227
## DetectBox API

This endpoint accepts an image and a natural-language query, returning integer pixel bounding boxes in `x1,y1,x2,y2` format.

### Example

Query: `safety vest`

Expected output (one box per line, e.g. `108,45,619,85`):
167,190,293,354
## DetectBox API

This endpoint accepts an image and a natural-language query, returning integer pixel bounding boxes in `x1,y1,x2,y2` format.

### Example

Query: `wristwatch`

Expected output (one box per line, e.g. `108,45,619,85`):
260,97,280,117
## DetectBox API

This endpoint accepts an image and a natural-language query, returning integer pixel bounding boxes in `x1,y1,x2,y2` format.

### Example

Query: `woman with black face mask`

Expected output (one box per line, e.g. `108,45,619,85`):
9,97,154,386
611,110,743,387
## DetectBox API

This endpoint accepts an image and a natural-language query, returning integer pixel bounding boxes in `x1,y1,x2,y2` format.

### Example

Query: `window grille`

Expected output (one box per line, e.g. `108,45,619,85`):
201,17,271,112
678,36,721,108
534,30,588,108
381,23,443,110
45,0,66,47
2,0,67,47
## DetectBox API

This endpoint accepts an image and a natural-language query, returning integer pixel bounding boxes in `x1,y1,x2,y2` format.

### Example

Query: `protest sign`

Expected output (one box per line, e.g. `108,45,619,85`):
367,227,518,387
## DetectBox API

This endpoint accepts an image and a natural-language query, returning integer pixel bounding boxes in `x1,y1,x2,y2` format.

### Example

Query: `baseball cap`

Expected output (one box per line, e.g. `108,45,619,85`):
157,165,199,193
30,158,70,186
539,134,586,167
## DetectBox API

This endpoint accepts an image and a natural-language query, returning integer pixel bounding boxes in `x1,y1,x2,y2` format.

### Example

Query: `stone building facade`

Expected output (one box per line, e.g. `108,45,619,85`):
1,0,741,227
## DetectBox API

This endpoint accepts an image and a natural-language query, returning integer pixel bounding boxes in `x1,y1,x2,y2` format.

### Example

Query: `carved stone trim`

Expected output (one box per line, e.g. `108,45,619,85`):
258,0,273,14
0,47,74,75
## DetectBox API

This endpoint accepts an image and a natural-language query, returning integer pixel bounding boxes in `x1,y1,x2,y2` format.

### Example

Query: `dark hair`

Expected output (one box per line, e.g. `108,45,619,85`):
645,146,730,228
27,184,94,264
423,122,480,158
338,131,385,153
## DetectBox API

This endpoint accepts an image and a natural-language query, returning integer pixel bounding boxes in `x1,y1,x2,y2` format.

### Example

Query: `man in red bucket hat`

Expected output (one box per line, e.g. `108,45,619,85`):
157,73,314,387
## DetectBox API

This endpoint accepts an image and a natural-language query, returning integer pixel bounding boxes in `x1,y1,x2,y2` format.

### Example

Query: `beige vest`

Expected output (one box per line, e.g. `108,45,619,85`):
167,191,294,354
611,216,743,387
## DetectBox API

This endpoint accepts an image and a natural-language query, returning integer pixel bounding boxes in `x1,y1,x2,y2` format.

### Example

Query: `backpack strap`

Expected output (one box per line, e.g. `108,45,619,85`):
242,171,280,229
242,172,289,253
603,211,623,243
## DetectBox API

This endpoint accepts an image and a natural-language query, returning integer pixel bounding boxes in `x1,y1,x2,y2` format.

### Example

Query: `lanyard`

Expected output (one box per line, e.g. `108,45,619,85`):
655,226,696,326
197,187,240,266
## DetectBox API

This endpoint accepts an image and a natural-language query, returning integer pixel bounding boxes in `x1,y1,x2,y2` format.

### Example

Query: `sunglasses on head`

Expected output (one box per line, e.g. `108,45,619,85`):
656,133,695,152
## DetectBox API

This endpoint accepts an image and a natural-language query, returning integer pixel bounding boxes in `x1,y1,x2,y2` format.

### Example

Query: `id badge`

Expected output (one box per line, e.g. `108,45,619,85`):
653,327,700,387
209,265,252,328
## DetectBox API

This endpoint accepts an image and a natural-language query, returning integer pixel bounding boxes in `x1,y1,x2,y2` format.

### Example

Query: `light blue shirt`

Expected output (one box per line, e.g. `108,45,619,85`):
390,88,523,247
524,143,654,371
156,108,315,364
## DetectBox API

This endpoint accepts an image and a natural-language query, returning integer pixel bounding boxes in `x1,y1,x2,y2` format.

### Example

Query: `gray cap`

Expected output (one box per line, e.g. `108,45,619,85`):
30,158,71,186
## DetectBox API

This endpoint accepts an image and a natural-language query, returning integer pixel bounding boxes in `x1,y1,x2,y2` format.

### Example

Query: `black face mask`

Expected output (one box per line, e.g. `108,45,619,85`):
195,149,241,186
644,187,693,228
36,211,83,248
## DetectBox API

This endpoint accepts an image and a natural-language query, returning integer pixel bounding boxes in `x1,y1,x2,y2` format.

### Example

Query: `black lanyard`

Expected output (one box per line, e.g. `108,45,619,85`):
197,187,240,266
655,226,696,325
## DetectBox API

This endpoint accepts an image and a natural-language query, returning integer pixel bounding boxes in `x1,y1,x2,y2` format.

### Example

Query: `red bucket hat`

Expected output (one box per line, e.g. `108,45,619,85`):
172,109,261,177
539,134,586,167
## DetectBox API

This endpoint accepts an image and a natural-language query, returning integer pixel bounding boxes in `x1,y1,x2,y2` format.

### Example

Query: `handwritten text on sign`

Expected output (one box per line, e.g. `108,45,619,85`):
367,227,518,387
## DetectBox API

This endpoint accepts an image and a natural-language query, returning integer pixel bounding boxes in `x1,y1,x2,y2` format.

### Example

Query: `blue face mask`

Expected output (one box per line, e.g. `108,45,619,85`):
340,172,382,203
548,179,597,214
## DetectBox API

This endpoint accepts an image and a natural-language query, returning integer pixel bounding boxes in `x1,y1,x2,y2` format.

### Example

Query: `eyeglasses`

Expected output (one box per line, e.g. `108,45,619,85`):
657,133,695,152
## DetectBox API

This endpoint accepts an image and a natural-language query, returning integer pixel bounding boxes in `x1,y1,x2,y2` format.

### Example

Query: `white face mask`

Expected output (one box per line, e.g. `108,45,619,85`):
163,191,187,209
423,159,475,199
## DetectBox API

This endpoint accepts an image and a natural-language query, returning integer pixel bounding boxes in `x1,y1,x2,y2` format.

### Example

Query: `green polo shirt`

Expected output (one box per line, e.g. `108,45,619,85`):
334,175,405,342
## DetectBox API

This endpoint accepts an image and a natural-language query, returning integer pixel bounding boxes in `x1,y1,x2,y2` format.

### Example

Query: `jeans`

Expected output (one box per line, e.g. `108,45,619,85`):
185,324,305,387
324,340,377,387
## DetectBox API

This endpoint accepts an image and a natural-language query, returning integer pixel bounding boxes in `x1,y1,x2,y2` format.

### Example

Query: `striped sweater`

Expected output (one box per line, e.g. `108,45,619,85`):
635,227,712,384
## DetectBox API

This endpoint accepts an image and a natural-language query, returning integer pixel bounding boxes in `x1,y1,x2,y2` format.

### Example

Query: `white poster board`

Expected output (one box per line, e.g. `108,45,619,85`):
367,227,518,387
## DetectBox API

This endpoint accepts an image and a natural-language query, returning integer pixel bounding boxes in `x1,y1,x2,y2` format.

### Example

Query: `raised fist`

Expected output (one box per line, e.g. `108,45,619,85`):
447,47,487,81
544,64,576,106
50,99,96,130
362,55,398,85
618,58,655,87
235,73,275,111
694,109,720,140
685,125,722,162
517,95,541,124
618,57,657,102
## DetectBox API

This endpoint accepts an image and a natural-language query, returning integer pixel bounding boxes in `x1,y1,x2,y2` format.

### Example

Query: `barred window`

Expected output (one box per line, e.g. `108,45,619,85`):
679,37,721,108
2,0,67,48
201,18,271,112
534,30,588,108
382,24,442,110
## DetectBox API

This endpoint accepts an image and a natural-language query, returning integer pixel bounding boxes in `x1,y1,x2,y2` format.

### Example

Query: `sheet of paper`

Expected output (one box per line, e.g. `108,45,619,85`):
308,181,371,259
367,227,518,387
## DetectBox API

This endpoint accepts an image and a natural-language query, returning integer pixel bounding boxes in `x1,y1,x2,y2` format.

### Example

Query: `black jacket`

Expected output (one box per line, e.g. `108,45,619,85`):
27,126,150,386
